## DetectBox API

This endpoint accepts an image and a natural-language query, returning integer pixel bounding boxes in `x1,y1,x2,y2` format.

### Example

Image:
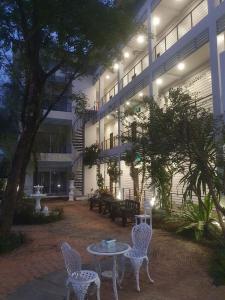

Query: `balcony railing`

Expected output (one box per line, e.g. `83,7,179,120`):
216,0,224,5
101,135,120,151
121,54,149,89
154,0,208,60
101,82,119,106
43,97,72,112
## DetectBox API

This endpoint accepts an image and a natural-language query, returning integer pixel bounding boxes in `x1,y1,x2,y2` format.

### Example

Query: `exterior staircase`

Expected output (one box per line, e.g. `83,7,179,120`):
72,118,84,195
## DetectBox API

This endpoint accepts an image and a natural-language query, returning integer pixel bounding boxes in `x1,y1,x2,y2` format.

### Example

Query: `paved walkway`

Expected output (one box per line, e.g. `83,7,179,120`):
0,201,225,300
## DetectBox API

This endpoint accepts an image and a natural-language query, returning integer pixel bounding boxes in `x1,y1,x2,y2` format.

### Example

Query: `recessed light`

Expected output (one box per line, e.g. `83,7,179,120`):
177,62,185,71
113,63,119,70
126,101,130,106
137,35,145,44
152,16,160,26
139,92,144,97
156,78,163,85
107,115,110,119
124,52,130,59
106,75,110,79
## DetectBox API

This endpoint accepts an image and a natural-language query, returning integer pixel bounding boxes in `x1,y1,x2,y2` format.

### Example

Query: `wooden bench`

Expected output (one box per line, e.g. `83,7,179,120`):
111,199,140,226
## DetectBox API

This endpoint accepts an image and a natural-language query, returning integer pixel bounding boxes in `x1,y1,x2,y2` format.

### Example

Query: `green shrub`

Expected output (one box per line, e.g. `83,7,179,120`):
13,203,64,225
0,232,25,254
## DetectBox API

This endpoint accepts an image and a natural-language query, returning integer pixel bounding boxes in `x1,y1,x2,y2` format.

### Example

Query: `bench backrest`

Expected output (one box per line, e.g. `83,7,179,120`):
124,199,140,212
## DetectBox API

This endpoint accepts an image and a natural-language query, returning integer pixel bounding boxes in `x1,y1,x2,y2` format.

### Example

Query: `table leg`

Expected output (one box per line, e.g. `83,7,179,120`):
112,256,119,300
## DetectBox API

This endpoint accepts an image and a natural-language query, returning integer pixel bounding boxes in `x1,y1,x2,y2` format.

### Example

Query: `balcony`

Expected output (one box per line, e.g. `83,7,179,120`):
121,54,149,89
154,0,208,60
101,82,119,107
101,135,120,151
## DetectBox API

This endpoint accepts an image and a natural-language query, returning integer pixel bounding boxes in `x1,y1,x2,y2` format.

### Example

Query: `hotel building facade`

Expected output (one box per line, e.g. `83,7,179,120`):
25,0,225,202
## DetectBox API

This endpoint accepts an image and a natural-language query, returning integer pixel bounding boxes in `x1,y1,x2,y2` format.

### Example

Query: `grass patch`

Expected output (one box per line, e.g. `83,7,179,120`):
0,232,25,254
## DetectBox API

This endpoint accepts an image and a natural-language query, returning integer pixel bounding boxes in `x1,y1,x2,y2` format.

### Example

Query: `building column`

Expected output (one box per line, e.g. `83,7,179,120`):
207,0,223,116
147,0,154,97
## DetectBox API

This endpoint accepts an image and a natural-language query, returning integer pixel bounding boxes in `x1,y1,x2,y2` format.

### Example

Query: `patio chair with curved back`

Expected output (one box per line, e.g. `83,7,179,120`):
61,242,101,300
121,222,154,292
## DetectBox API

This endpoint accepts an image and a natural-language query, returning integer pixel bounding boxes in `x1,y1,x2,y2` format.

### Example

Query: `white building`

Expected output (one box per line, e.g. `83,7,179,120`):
25,0,225,200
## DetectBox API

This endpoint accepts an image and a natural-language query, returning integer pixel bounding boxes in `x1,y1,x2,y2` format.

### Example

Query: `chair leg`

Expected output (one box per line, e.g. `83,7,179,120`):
96,286,101,300
95,277,101,300
145,258,154,284
130,258,142,292
66,286,71,300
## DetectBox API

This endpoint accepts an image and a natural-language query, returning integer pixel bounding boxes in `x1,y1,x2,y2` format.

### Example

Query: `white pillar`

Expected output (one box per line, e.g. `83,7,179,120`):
147,0,154,97
219,51,225,114
207,0,223,116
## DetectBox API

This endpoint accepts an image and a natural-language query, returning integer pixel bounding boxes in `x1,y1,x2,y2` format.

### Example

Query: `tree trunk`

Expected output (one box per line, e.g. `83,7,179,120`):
0,128,37,236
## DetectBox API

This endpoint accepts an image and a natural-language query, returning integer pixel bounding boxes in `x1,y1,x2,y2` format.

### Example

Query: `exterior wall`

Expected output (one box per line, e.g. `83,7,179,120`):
84,165,97,195
85,123,97,147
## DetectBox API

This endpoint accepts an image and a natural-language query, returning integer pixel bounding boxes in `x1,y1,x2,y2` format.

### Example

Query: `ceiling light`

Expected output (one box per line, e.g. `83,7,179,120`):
107,115,110,119
126,101,130,106
177,62,185,71
152,16,160,26
124,52,130,59
113,63,119,71
106,75,110,80
137,35,145,44
138,92,144,97
156,78,163,85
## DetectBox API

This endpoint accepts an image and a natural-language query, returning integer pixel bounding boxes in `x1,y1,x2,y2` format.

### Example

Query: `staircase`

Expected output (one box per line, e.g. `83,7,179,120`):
72,119,85,195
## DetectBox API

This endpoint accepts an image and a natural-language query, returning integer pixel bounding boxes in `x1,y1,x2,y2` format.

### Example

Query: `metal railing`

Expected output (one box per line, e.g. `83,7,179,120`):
101,82,119,106
154,0,208,60
101,135,120,151
43,97,72,112
121,54,149,89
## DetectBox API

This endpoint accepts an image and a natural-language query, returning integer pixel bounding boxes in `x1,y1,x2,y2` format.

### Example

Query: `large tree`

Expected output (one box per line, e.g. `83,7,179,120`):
0,0,136,235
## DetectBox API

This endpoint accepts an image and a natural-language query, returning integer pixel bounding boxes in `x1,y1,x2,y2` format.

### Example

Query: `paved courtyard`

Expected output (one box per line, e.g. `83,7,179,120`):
0,201,225,300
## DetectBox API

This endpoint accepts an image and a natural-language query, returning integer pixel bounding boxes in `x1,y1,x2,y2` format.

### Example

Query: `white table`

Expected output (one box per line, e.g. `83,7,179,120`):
87,242,130,300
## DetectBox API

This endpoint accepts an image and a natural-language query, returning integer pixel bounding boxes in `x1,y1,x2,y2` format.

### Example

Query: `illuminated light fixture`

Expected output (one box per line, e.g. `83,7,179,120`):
217,34,224,45
107,115,110,119
106,75,110,80
156,78,163,85
57,184,61,188
152,16,160,26
137,35,145,44
113,63,119,70
138,92,144,97
126,101,130,106
177,62,185,71
124,51,130,59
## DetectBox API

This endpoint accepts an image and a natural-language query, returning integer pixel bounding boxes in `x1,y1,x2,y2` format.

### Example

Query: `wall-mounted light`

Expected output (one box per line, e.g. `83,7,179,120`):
137,35,145,44
177,62,185,71
152,16,160,26
113,63,119,71
156,78,163,85
124,52,130,59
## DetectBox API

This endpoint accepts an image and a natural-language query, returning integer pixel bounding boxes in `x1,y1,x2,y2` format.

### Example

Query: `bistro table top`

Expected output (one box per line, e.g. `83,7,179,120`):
87,241,130,256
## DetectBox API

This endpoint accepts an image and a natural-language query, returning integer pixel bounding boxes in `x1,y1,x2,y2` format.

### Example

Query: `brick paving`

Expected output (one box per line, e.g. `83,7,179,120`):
0,201,225,300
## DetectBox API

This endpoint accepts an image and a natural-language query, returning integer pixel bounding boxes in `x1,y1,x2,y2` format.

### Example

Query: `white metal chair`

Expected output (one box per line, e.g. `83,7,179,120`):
61,242,101,300
121,222,154,292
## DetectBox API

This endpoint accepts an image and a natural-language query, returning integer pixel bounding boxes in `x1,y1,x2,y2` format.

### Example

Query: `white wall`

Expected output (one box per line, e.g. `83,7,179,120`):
85,123,97,147
84,165,97,195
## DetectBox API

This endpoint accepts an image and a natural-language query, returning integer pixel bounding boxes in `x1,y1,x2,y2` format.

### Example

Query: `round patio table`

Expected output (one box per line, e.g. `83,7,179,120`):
87,242,130,300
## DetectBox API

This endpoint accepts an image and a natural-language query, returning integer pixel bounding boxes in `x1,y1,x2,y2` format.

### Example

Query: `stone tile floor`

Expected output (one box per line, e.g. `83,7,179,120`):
0,201,225,300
